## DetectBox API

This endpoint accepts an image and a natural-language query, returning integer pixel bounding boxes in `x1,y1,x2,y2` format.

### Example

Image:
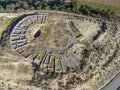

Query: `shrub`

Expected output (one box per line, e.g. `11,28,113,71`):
0,5,4,13
71,0,81,12
6,4,15,13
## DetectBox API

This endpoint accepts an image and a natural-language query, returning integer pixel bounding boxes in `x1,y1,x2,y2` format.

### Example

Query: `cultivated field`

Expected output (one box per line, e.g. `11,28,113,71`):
81,0,120,7
66,0,120,13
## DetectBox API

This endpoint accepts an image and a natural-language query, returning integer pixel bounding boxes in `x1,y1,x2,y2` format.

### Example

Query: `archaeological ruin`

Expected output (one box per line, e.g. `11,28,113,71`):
9,11,106,75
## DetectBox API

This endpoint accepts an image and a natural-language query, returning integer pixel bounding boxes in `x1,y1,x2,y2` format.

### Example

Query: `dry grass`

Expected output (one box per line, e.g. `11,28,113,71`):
79,0,120,8
0,17,14,37
66,0,120,13
79,1,120,14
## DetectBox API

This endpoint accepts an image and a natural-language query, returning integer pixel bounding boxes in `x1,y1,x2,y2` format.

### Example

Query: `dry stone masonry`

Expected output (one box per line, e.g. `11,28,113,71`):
10,12,106,76
10,13,48,51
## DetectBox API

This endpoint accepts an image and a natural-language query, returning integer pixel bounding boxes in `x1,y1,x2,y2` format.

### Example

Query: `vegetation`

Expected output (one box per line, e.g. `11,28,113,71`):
80,5,115,18
80,1,120,14
71,0,80,12
0,5,4,13
0,0,118,19
79,0,120,8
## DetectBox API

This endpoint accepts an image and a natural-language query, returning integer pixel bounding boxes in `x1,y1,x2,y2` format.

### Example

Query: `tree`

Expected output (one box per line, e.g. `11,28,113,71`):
22,2,30,10
71,0,80,12
16,8,24,12
30,6,35,10
107,9,115,18
34,1,43,10
6,4,15,12
52,4,59,10
45,5,51,10
60,5,66,11
34,1,41,7
80,5,90,15
110,11,115,17
0,5,4,13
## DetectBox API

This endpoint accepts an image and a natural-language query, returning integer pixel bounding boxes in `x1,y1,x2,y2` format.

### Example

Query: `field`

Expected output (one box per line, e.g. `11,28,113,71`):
80,0,120,8
79,0,120,14
66,0,120,14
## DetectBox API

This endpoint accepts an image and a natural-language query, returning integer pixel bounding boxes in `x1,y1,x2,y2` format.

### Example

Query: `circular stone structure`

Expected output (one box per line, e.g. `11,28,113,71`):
10,12,104,75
